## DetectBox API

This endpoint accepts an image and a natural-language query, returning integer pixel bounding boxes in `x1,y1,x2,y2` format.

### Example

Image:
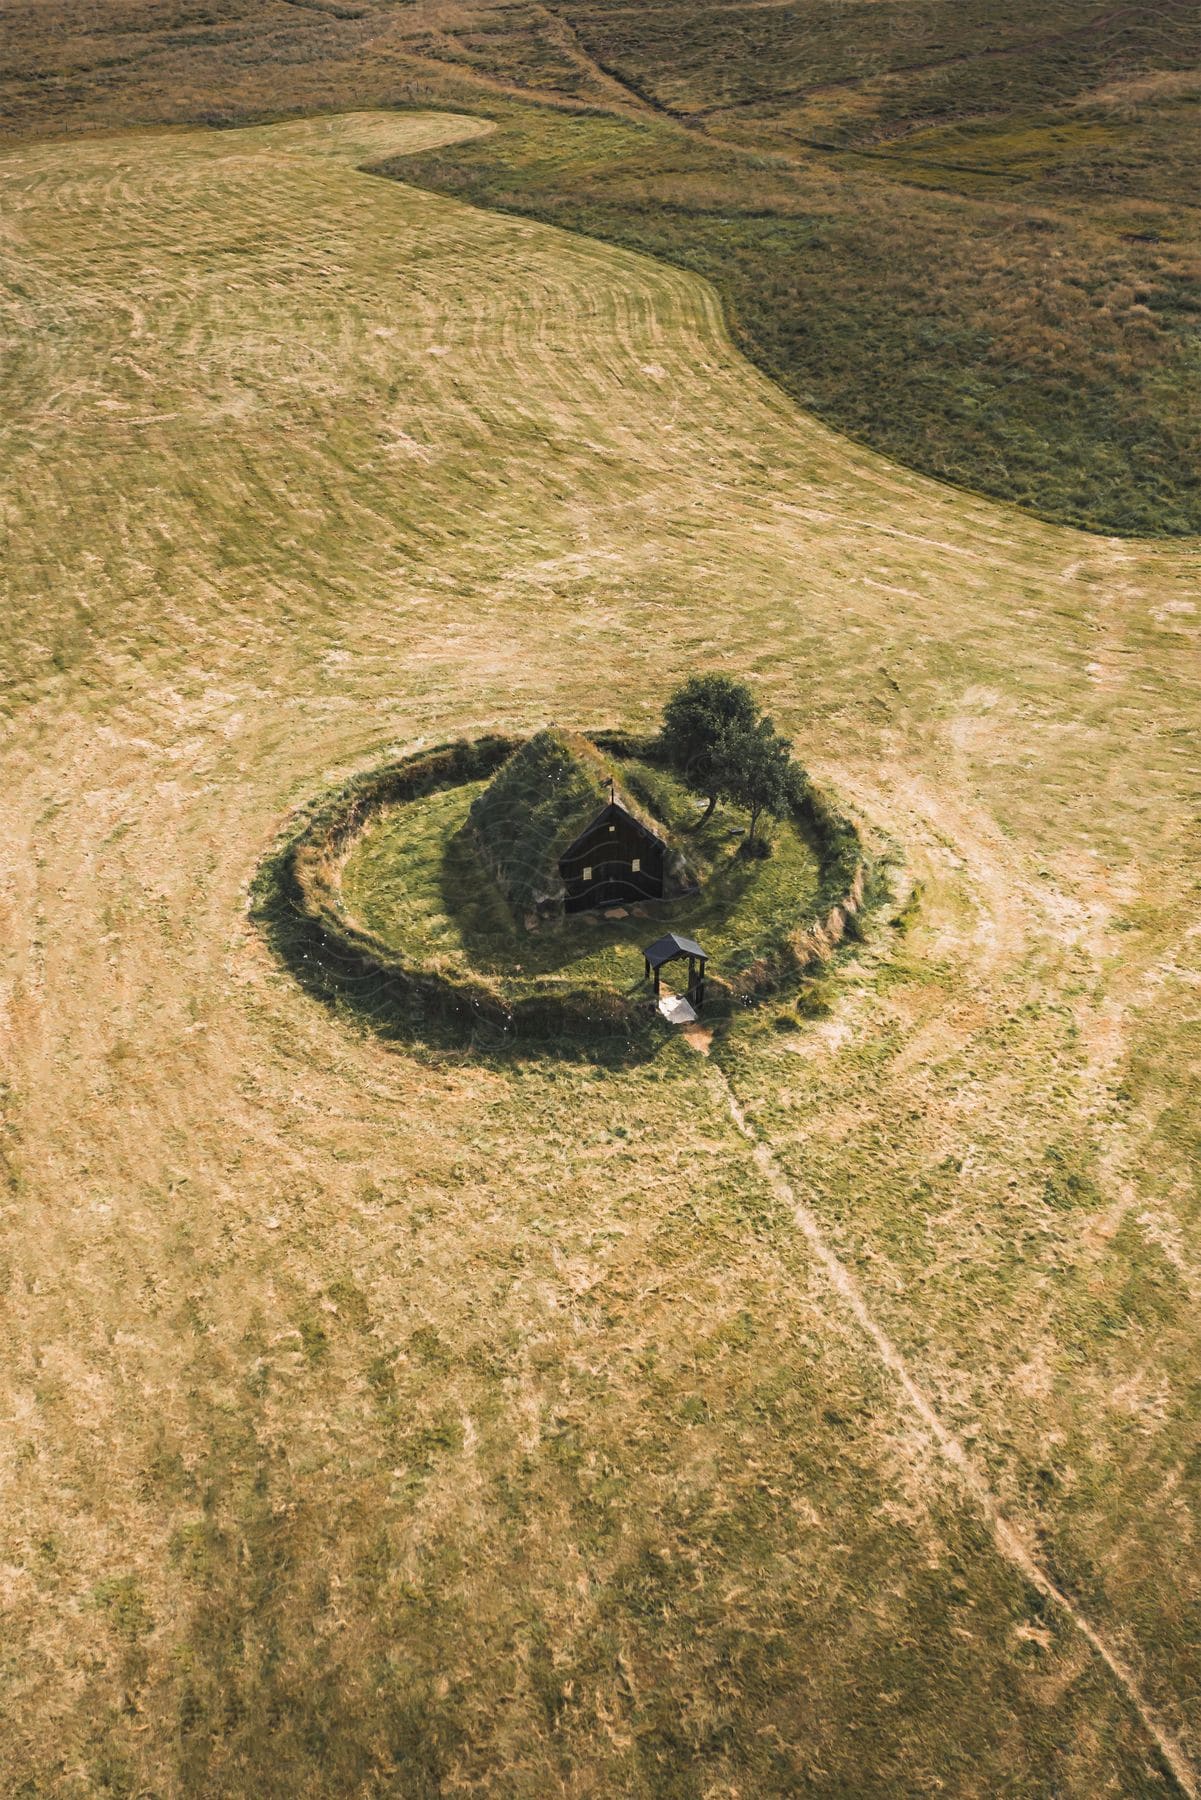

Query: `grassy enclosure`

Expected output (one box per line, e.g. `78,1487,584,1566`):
267,731,859,1041
343,759,824,979
0,94,1200,1800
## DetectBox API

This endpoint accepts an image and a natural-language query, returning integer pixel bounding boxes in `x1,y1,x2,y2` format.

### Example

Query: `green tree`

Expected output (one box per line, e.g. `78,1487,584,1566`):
658,674,760,824
720,716,798,851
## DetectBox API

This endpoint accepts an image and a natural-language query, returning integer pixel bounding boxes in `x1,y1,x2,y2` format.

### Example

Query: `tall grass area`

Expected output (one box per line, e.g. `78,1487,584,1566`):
393,97,1201,537
5,0,1198,535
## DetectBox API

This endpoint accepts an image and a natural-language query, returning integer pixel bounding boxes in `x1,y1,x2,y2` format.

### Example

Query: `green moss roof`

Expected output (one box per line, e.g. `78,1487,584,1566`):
467,729,664,915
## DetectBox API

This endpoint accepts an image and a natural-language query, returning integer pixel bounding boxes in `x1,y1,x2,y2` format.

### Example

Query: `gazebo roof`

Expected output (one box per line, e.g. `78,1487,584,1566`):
643,932,707,968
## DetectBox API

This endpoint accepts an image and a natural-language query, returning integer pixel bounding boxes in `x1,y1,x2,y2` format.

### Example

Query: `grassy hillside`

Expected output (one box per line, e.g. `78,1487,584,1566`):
392,89,1201,538
1,111,1199,1793
2,1,1198,535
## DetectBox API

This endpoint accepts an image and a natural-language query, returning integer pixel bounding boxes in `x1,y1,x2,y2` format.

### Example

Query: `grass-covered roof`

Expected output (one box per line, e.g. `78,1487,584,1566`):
467,729,666,915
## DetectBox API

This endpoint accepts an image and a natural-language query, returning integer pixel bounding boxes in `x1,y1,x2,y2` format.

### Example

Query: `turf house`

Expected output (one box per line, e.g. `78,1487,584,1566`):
467,729,695,922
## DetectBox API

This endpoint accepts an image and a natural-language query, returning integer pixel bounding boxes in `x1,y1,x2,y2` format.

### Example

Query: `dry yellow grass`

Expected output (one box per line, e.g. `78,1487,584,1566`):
1,111,1199,1794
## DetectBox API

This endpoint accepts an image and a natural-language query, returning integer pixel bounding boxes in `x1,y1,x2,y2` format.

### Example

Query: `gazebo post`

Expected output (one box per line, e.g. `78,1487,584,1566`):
642,933,709,1018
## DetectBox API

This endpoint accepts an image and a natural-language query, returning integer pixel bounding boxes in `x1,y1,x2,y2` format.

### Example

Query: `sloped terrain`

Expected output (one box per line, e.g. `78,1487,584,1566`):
3,0,1199,533
1,111,1199,1795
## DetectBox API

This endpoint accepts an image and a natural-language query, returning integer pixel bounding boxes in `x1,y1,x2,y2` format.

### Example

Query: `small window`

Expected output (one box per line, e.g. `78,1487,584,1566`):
608,824,616,834
582,866,592,881
632,857,641,873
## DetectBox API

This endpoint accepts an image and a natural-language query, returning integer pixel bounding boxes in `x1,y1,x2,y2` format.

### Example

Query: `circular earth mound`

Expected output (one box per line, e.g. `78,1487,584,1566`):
256,732,868,1045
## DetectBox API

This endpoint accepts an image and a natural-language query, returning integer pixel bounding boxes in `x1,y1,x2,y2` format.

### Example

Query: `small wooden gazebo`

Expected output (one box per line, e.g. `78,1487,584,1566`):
643,932,708,1013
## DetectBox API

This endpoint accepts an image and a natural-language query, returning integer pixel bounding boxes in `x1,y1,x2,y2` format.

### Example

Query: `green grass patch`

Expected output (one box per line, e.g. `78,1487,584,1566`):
392,98,1201,537
342,762,824,989
256,735,867,1046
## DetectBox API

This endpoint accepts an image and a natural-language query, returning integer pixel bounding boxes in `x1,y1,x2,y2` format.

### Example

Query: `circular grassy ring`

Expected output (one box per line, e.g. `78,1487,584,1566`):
254,732,870,1049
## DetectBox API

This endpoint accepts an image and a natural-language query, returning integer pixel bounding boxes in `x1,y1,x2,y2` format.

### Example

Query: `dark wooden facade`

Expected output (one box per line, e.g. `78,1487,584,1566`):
558,801,665,915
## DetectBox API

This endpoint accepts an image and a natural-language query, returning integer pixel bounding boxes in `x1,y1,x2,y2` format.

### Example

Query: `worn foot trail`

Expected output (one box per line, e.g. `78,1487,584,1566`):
1,111,1198,1794
717,1063,1197,1797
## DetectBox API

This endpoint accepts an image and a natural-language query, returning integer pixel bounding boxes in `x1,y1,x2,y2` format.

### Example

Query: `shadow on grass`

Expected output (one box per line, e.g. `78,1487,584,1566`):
251,732,870,1062
253,833,664,1067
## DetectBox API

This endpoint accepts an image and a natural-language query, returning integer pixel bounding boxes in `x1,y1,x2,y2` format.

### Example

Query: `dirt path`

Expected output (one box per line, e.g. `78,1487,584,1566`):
714,1061,1199,1798
2,108,1197,1792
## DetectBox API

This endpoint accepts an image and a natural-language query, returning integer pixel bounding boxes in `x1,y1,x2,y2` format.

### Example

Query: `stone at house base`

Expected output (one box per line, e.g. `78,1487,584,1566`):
658,993,698,1026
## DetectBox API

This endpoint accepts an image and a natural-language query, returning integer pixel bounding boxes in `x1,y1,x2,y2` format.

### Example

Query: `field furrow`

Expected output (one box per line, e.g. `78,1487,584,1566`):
0,110,1198,1795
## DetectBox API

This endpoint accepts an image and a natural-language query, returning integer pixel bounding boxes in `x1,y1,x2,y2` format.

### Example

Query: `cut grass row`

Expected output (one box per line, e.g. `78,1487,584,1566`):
1,110,1198,1794
3,2,1199,536
391,96,1201,537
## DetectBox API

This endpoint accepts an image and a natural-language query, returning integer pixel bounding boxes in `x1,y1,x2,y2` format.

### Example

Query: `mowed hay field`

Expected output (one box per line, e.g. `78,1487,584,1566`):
1,110,1200,1795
